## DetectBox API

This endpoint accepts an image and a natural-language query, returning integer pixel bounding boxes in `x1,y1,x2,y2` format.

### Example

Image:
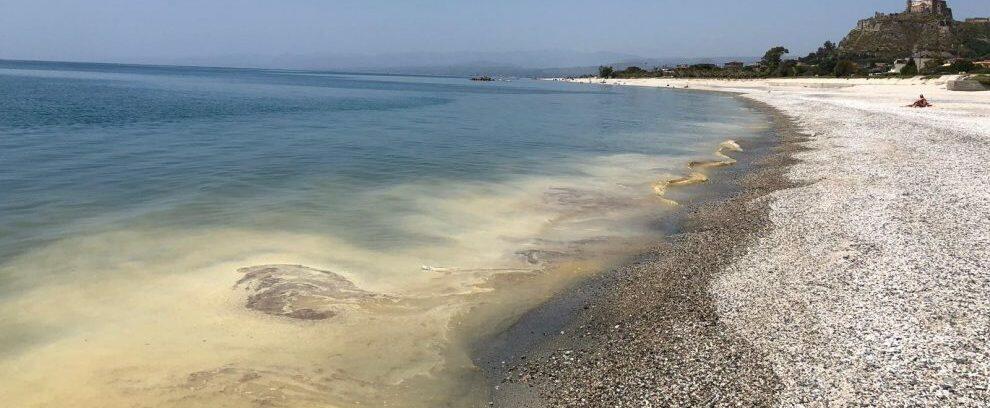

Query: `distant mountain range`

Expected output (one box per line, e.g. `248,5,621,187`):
165,50,758,78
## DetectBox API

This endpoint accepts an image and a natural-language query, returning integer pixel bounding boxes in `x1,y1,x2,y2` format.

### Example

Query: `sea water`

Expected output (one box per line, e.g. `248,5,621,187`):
0,61,769,407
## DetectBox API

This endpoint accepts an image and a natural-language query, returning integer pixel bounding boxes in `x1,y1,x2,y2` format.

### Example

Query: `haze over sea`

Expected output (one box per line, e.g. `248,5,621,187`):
0,60,768,407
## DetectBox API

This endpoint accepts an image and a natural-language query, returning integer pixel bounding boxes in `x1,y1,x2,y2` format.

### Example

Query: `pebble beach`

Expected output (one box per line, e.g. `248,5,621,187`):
495,77,990,406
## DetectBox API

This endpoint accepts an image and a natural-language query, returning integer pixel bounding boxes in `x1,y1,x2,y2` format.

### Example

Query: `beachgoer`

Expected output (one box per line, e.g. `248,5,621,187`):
908,94,932,108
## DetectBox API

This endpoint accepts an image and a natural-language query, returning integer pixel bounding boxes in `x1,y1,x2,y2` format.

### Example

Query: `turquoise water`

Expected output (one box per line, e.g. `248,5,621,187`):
0,60,768,407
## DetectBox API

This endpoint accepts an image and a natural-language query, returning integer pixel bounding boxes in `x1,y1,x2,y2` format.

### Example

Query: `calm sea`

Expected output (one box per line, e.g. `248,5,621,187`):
0,60,768,407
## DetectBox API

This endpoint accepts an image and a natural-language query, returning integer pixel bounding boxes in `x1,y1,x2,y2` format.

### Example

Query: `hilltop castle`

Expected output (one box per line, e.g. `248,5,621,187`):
906,0,953,20
841,0,990,61
857,0,955,31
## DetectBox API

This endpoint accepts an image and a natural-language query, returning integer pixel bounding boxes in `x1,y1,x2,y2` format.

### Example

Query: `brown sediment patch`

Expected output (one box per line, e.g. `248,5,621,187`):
235,264,395,320
513,237,612,267
667,171,709,186
652,173,709,206
479,98,810,407
543,187,630,211
690,139,744,169
168,364,380,408
515,249,569,266
654,140,743,206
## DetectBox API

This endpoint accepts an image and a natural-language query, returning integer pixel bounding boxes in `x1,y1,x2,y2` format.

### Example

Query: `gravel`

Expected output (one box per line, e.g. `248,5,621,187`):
714,90,990,406
493,85,990,406
490,101,805,407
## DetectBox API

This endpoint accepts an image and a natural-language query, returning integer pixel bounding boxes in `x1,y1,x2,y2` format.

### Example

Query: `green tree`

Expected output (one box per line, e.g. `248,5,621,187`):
598,66,615,79
821,41,837,55
761,46,790,76
900,59,918,76
817,58,838,76
794,64,816,77
923,57,945,74
949,59,975,73
833,60,858,77
774,60,797,77
762,46,790,66
801,41,837,63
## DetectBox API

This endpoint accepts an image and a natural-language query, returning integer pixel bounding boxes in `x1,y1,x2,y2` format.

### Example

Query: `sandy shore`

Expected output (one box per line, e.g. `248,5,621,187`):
492,77,990,406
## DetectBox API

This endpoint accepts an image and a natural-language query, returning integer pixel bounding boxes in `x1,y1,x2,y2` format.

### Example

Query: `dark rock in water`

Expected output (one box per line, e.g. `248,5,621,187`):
235,264,390,320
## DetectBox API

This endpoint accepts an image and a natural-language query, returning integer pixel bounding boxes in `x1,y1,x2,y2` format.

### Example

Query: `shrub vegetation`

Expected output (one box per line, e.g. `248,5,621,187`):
595,40,985,80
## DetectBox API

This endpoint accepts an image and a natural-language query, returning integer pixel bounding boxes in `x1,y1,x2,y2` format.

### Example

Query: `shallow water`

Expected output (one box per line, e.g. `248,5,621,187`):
0,60,769,407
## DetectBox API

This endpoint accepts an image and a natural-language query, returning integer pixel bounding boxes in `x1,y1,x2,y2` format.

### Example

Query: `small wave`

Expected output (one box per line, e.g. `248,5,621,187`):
654,140,743,205
667,172,710,186
689,139,744,169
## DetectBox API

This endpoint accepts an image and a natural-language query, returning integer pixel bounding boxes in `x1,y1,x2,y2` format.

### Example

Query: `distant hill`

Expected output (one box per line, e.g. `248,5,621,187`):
356,57,758,78
344,62,599,78
839,12,990,61
166,51,757,78
168,50,643,73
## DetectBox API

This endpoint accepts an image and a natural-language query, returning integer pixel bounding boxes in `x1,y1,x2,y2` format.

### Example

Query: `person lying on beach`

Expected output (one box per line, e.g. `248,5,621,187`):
908,95,932,108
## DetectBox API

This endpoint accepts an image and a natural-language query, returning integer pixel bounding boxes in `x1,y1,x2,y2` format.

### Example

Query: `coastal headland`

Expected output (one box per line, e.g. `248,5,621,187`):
482,76,990,406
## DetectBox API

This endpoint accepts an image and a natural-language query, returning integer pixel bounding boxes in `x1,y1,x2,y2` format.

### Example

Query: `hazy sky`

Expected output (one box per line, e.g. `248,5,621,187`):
1,0,988,66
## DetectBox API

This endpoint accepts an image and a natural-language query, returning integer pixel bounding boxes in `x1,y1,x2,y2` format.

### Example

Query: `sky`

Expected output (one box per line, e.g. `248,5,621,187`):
1,0,987,68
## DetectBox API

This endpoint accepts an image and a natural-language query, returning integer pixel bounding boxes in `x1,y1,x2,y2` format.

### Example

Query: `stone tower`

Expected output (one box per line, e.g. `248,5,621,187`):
906,0,953,20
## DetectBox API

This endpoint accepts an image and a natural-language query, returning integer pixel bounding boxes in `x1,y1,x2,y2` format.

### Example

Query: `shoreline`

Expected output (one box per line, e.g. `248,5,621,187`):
0,70,781,408
481,77,990,405
475,97,805,406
